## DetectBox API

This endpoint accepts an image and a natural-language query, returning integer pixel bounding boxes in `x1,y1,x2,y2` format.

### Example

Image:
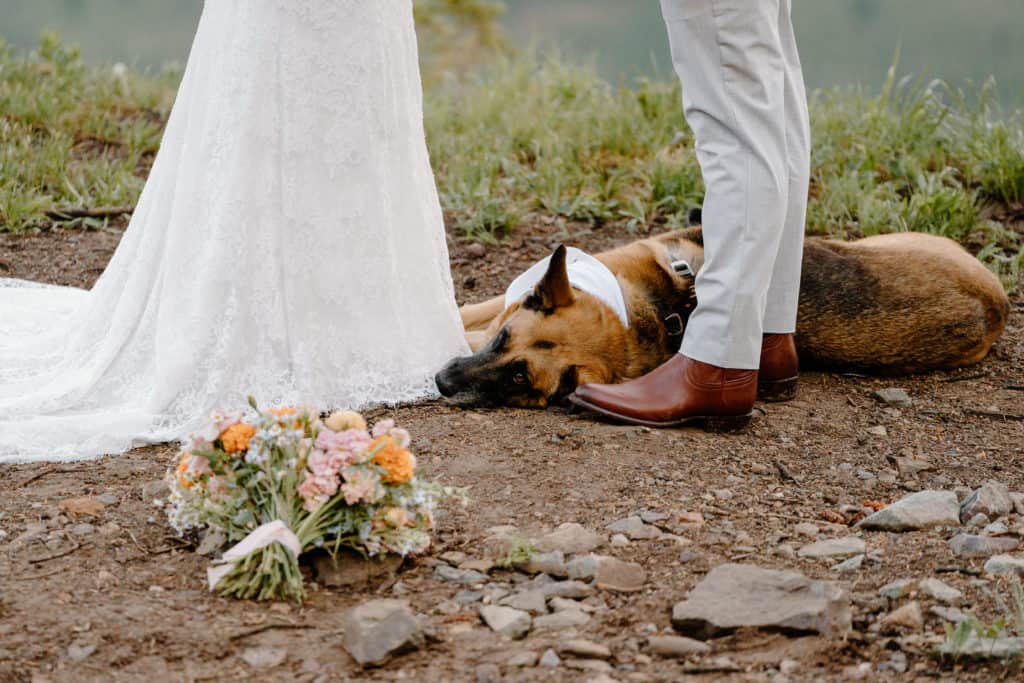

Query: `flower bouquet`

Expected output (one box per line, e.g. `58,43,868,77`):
165,399,458,602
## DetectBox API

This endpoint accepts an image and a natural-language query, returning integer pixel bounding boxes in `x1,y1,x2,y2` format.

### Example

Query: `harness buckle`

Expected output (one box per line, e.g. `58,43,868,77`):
663,312,685,337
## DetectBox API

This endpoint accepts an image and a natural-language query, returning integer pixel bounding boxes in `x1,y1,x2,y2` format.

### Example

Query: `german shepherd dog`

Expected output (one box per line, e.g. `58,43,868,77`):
435,226,1010,408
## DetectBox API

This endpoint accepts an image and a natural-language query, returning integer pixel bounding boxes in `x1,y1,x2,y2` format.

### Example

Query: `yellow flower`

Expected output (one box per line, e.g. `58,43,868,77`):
370,436,415,485
383,507,411,528
325,410,367,433
220,423,257,453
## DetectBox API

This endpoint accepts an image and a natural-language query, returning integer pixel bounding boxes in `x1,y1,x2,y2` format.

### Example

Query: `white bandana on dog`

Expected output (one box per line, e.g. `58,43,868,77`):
504,247,630,328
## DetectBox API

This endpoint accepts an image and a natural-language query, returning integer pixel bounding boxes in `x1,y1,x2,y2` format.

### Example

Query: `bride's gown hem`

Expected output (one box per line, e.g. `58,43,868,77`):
0,1,467,464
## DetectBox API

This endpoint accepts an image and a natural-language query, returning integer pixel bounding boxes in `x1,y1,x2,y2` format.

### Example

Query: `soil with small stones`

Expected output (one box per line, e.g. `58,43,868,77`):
1,219,1023,683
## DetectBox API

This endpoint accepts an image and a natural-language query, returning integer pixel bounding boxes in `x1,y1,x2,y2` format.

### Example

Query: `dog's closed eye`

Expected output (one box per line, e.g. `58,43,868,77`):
532,340,557,349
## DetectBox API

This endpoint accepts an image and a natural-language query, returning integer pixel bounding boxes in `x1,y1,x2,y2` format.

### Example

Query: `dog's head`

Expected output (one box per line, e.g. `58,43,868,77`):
435,245,625,408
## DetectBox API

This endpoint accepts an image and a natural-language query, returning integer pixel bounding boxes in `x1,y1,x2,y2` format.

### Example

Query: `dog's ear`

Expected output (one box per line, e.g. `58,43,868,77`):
687,207,703,226
526,245,574,312
679,225,703,246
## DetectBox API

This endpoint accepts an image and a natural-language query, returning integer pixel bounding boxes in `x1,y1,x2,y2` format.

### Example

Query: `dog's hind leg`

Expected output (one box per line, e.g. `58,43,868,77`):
460,295,505,332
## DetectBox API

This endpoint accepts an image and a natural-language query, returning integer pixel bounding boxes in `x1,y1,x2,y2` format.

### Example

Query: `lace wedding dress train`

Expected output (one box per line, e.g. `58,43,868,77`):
0,1,468,463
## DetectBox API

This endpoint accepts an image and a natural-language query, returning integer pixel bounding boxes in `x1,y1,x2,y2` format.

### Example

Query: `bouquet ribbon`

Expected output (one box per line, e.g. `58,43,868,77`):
206,520,302,591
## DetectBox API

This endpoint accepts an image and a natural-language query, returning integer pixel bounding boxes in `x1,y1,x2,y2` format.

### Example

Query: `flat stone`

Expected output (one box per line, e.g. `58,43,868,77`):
793,523,819,538
479,605,532,640
67,642,96,663
1011,492,1024,515
858,491,960,531
340,599,424,667
966,513,991,528
550,597,594,613
559,639,611,660
949,534,1021,558
606,516,662,540
519,550,568,578
534,610,591,631
918,578,963,604
499,589,547,615
930,605,970,623
640,510,669,524
984,554,1024,576
961,481,1014,523
671,563,851,639
879,579,915,600
566,554,600,581
832,554,864,572
455,590,485,605
610,534,630,547
537,523,605,555
892,456,934,479
475,663,500,683
541,580,595,600
798,537,865,559
460,559,495,573
874,388,912,407
539,648,561,668
984,521,1009,536
434,565,488,585
594,556,647,593
647,635,710,658
866,425,888,437
240,647,287,669
880,601,923,631
140,480,170,504
440,551,468,565
70,523,96,537
507,651,539,667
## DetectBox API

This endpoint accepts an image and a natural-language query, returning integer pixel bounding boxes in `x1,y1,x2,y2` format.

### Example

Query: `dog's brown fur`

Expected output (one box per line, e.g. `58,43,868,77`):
436,228,1010,407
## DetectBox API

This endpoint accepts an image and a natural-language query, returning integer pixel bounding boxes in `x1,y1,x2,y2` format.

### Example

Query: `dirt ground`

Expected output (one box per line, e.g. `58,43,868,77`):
1,219,1023,683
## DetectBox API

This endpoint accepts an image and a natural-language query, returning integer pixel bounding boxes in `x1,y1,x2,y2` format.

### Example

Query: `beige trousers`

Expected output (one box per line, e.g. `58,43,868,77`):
660,0,811,369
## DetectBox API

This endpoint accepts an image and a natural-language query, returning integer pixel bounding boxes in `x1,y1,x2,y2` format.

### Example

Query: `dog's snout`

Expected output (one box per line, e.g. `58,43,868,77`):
435,369,456,397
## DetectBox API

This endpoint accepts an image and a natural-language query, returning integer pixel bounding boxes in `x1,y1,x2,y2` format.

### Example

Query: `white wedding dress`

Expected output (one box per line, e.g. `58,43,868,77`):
0,1,468,463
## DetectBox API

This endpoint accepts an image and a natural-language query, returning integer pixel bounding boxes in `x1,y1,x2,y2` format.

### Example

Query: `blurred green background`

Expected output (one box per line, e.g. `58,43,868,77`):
1,0,1022,102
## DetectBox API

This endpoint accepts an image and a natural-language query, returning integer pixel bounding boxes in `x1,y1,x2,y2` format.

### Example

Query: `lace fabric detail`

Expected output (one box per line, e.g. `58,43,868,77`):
0,1,468,463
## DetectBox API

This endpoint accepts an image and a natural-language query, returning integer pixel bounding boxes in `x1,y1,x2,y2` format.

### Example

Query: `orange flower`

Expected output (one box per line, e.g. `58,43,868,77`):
220,423,257,453
370,435,415,485
177,454,195,489
271,407,297,417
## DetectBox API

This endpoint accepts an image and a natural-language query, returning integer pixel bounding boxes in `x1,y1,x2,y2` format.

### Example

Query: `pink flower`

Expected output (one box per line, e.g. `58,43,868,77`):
316,428,372,456
371,419,395,439
389,428,411,449
307,449,336,477
298,473,339,512
341,467,382,505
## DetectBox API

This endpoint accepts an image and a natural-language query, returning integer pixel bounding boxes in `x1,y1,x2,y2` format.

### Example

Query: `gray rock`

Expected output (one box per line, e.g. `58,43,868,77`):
240,647,288,669
70,523,95,537
878,652,908,674
455,590,485,605
550,597,593,613
874,388,911,407
879,579,915,600
507,651,539,667
67,642,96,663
520,550,568,577
539,648,561,668
559,639,611,660
671,564,851,639
858,491,960,531
892,456,933,479
610,534,630,547
960,481,1014,523
479,605,532,640
97,493,119,506
434,565,488,585
594,556,647,593
966,513,991,528
537,523,605,555
340,599,424,666
856,469,876,481
541,580,595,600
647,635,710,658
948,533,1020,558
640,510,669,524
832,554,864,572
195,529,228,557
866,425,888,437
798,537,865,559
984,521,1009,536
918,578,963,604
793,522,819,538
984,554,1024,576
499,589,547,615
476,663,500,683
1011,492,1024,515
606,516,662,540
930,605,969,623
567,554,600,581
534,610,591,631
440,550,468,565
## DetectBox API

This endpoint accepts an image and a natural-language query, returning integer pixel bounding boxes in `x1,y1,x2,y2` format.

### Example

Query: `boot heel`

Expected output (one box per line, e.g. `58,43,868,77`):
703,412,753,433
758,377,798,402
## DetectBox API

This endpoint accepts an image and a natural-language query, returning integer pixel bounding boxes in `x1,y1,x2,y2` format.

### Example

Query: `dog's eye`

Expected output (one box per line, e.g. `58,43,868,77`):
512,372,528,385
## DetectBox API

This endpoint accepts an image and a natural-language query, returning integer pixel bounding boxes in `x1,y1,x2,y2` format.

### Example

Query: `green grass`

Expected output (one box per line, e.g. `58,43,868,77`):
1,35,1022,287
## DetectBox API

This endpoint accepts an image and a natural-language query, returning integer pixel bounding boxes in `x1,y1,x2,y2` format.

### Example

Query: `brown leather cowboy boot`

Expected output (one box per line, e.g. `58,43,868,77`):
758,333,798,402
568,354,756,432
